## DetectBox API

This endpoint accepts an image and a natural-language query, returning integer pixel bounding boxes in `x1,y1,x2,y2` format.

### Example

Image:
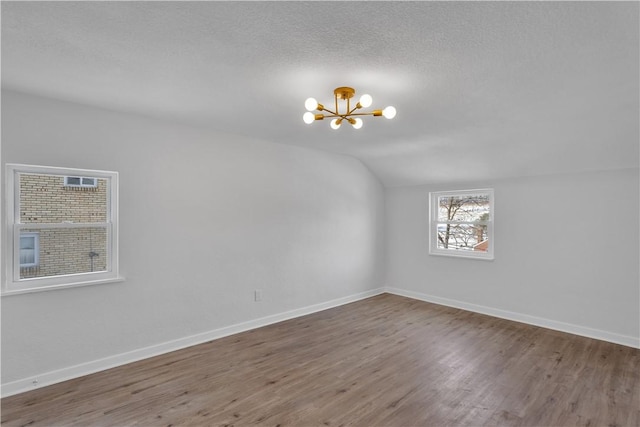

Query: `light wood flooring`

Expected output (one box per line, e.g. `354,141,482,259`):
2,294,639,426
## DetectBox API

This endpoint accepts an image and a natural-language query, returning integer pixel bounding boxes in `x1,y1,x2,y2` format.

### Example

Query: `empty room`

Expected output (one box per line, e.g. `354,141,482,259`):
1,1,638,426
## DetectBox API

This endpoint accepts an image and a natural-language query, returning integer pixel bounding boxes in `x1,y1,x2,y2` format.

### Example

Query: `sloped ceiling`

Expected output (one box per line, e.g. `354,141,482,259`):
2,1,638,187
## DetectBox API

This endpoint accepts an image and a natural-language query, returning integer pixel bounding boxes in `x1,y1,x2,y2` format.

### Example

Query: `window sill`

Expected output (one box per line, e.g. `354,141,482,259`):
429,250,494,261
1,276,125,296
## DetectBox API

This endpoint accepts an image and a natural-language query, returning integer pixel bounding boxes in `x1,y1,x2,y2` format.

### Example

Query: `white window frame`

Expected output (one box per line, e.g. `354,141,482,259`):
19,232,39,268
64,176,98,188
4,164,123,295
429,188,494,260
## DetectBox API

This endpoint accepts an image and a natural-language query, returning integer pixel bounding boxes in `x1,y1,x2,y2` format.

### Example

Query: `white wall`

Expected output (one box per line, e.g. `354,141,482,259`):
3,90,637,397
386,169,640,347
1,90,386,391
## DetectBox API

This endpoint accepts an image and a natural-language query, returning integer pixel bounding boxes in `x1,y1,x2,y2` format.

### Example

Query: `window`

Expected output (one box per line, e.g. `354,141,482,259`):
20,232,39,267
64,176,98,188
4,164,122,295
429,189,494,260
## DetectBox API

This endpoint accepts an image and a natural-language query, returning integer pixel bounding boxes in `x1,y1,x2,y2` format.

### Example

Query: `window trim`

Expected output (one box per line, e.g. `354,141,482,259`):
4,164,122,295
429,188,494,260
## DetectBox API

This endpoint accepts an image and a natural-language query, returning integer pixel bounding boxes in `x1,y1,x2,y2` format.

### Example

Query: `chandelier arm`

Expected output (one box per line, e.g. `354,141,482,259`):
321,111,377,119
343,111,377,117
319,108,341,117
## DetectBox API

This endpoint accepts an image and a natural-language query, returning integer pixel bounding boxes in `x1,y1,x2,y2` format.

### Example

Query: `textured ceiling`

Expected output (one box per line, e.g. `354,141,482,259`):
2,1,638,187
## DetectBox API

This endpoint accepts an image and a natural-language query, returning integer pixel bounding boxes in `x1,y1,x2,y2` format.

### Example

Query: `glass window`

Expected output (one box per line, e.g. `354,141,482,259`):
64,176,98,188
19,232,39,267
429,189,494,260
4,164,122,294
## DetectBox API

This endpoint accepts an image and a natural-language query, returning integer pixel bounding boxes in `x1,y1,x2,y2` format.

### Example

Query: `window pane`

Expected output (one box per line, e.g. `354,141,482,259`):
19,233,39,267
20,173,108,223
437,194,490,222
20,236,36,265
20,248,36,265
81,177,97,187
437,223,488,252
20,227,108,279
66,177,81,185
20,235,35,250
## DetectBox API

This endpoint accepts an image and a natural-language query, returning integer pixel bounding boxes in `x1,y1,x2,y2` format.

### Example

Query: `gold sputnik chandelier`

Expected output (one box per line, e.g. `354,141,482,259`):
303,87,396,130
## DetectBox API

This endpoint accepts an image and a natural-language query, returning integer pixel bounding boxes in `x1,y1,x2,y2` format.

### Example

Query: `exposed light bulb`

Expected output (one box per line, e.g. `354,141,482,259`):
382,106,396,119
305,97,318,111
359,94,373,108
352,118,363,129
330,118,342,130
303,112,315,124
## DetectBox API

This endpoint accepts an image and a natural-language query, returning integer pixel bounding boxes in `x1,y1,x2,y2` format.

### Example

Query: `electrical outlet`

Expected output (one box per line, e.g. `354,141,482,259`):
254,289,263,302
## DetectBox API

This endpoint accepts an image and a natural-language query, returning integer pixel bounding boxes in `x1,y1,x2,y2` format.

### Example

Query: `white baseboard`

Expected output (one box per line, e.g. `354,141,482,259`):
1,288,385,397
385,287,640,349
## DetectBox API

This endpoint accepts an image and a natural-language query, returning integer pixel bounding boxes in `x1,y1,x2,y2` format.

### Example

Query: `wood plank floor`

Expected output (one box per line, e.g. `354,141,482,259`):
2,294,639,426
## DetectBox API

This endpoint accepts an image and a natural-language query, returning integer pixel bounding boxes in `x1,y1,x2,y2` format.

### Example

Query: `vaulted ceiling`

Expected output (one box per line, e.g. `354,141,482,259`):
2,1,638,187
